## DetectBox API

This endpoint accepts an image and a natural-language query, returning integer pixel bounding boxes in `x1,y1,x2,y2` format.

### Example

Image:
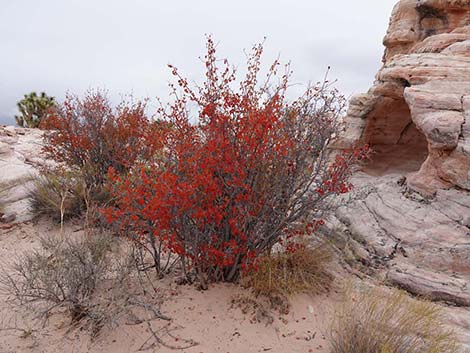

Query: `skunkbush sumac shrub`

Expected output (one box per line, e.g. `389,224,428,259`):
105,38,368,284
42,91,163,190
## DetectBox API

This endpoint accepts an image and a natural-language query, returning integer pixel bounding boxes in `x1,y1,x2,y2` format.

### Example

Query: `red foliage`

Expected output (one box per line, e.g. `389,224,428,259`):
42,91,163,188
105,38,368,283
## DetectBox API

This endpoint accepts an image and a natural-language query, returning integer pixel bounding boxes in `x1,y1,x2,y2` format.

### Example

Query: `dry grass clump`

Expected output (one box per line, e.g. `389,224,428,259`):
0,233,134,334
242,244,333,298
329,285,461,353
28,170,84,223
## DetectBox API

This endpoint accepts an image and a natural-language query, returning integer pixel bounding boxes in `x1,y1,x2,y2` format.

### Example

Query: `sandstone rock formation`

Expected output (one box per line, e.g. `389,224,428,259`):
0,126,44,224
329,171,470,302
327,1,470,347
337,0,470,196
326,171,470,347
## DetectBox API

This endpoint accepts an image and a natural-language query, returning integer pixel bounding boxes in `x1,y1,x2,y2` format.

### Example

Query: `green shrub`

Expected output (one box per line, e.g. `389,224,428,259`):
15,92,55,128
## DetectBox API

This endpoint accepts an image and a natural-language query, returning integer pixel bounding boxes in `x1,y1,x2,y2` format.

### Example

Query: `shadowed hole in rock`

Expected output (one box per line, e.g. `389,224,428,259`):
362,96,428,176
416,4,448,39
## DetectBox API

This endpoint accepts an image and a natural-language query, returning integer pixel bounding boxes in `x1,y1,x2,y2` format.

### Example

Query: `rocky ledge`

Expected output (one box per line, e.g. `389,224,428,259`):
328,1,470,345
0,126,44,225
328,0,470,309
329,171,470,305
335,0,470,196
325,170,470,347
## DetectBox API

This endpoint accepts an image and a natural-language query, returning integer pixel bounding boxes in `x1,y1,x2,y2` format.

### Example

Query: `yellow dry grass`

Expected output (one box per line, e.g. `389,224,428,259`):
242,244,333,298
28,171,84,222
329,285,461,353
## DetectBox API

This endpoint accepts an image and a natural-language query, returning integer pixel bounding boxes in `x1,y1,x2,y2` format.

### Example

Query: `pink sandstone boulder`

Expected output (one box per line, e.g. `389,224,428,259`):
0,126,44,223
336,0,470,195
326,2,470,345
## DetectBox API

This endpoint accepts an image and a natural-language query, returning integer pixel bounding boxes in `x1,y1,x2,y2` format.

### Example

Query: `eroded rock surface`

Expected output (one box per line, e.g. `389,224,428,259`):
326,170,470,347
336,0,470,195
331,4,470,339
0,126,44,223
329,171,470,302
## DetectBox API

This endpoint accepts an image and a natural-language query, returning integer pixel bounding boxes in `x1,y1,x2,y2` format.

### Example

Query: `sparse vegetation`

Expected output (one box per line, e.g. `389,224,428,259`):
0,232,199,348
0,233,136,334
329,285,461,353
28,170,84,223
242,243,333,298
15,92,55,128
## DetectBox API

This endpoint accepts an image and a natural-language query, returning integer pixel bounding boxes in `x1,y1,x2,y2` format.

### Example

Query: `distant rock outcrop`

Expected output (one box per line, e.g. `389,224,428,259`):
336,0,470,196
0,126,44,224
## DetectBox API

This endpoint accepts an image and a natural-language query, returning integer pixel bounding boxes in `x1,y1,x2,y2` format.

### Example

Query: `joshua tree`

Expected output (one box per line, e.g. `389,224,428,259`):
15,92,55,128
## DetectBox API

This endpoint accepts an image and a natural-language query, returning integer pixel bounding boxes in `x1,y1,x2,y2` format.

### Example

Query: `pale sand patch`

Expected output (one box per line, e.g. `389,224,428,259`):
0,221,333,353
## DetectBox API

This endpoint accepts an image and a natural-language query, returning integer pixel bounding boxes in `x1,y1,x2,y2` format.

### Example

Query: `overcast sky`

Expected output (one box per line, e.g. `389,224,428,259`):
0,0,397,125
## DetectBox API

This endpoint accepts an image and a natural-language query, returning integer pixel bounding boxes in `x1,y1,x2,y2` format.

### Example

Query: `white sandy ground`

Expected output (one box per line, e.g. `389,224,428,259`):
0,220,469,353
0,221,333,353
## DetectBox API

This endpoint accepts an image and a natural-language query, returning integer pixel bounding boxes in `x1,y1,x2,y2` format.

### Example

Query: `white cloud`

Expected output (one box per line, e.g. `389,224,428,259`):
0,0,396,124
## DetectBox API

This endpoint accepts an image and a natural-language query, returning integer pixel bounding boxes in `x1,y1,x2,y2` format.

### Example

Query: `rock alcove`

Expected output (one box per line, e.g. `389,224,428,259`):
360,90,429,176
334,0,470,195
